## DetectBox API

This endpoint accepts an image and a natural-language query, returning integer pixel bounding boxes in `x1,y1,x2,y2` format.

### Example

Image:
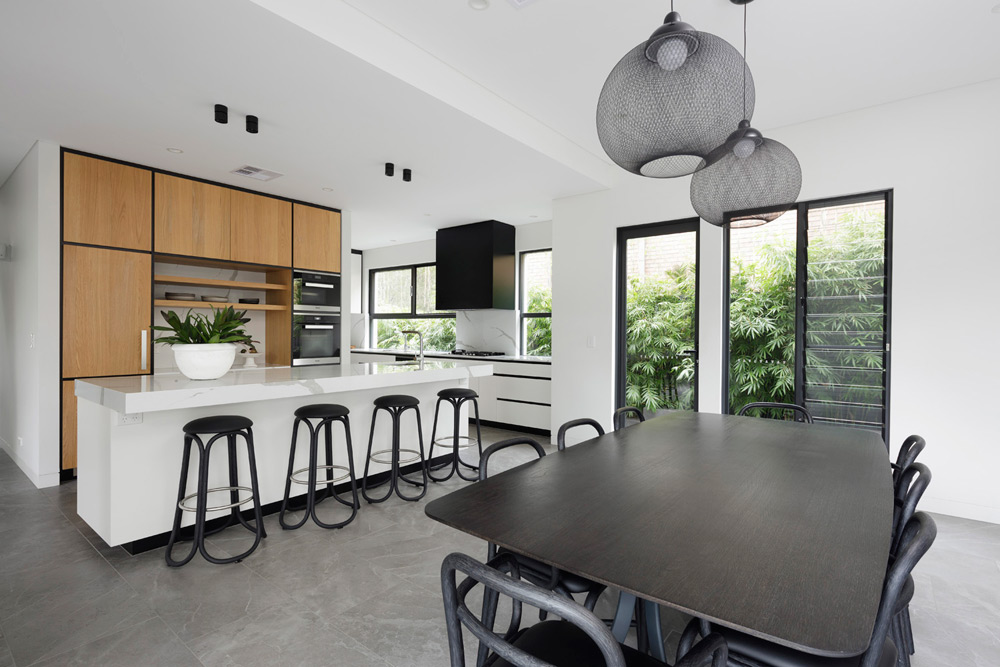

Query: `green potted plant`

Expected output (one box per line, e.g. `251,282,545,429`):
153,306,254,380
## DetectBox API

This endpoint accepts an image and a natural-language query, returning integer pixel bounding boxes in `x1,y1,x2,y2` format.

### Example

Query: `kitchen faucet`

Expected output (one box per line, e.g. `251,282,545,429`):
401,330,424,362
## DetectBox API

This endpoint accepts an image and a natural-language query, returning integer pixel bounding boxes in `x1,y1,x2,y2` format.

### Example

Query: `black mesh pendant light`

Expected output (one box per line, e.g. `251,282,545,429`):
690,1,801,226
596,5,754,178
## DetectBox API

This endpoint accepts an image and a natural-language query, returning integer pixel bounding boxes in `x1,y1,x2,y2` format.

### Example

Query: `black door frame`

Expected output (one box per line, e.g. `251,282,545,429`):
722,190,893,443
615,218,701,412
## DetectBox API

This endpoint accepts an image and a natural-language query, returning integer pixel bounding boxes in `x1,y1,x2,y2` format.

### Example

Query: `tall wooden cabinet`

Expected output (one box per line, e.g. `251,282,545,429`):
60,150,340,474
63,152,152,250
63,244,152,378
293,204,341,273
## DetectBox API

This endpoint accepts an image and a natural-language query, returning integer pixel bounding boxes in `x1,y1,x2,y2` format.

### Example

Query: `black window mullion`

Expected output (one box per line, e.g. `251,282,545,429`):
794,201,808,410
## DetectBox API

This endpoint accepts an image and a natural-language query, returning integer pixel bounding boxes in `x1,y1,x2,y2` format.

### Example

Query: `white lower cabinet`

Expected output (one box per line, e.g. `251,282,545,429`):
476,361,551,432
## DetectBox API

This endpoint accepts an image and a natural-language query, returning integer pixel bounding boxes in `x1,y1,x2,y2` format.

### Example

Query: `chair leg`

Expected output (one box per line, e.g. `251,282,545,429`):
428,398,458,482
199,431,265,564
396,406,428,501
362,408,394,504
310,417,358,530
453,398,478,482
165,435,200,567
904,605,914,655
279,418,310,529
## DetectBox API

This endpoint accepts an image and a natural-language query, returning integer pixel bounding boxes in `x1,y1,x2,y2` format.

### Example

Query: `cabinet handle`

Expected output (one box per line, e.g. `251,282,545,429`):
140,330,148,371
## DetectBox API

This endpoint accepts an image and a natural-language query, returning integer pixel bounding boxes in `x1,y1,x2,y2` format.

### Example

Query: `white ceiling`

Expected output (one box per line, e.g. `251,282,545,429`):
1,0,998,249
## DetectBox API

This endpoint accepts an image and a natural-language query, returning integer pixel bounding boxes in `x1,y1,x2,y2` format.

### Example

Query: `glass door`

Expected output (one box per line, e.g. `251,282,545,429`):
616,219,700,418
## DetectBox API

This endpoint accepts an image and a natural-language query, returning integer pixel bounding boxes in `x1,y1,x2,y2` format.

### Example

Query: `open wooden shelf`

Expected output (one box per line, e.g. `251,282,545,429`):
154,299,287,311
154,275,287,291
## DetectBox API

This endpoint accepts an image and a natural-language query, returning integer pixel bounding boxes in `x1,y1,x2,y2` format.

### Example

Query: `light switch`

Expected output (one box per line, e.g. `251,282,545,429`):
586,335,596,349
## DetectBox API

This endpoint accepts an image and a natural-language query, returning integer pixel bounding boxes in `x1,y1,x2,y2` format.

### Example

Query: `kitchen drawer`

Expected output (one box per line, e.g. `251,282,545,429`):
493,375,550,405
491,361,551,379
496,400,551,431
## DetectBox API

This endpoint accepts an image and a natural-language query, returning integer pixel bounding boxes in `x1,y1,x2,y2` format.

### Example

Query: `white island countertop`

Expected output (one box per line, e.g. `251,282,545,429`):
76,360,493,414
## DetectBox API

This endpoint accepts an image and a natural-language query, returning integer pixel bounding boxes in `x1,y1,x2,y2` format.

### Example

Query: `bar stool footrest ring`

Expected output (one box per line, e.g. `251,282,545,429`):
432,435,479,449
179,486,254,513
369,448,421,465
290,465,350,485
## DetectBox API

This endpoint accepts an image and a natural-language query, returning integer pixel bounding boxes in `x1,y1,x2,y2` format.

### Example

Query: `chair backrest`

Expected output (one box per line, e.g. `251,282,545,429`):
891,462,931,557
892,435,925,487
860,512,936,667
441,552,626,667
612,407,645,431
557,418,606,451
441,552,729,667
736,402,814,424
479,437,546,483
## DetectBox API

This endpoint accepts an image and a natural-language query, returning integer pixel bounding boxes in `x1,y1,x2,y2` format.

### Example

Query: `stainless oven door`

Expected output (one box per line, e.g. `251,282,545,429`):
292,314,341,366
293,272,341,313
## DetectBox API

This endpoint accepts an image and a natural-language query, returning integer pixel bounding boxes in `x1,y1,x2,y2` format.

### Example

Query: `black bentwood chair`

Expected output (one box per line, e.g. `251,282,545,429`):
557,418,606,451
737,402,814,423
889,462,931,667
441,552,730,667
613,407,646,431
891,435,925,489
678,512,937,667
479,438,606,615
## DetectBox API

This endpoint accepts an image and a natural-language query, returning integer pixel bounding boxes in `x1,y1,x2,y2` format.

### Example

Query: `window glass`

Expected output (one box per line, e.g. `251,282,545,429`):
520,250,552,356
372,268,411,314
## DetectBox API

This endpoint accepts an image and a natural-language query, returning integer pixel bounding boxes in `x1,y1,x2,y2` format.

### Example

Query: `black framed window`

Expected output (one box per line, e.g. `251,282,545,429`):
724,190,892,441
520,249,552,356
369,263,456,352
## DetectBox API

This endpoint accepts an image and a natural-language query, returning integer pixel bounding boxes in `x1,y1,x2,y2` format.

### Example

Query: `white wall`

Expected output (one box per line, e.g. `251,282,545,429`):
0,141,61,487
552,78,1000,524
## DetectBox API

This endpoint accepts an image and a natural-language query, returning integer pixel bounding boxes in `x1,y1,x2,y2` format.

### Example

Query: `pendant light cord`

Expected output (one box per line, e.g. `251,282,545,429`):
742,4,748,121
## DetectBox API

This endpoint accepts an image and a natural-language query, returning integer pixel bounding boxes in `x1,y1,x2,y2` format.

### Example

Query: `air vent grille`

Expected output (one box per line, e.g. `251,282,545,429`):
230,165,283,181
507,0,539,7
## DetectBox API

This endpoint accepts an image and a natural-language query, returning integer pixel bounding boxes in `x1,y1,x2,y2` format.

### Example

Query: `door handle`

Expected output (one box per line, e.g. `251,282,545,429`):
140,329,148,371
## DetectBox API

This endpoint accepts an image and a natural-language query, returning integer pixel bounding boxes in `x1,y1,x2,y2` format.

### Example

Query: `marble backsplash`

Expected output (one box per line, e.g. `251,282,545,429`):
455,310,518,355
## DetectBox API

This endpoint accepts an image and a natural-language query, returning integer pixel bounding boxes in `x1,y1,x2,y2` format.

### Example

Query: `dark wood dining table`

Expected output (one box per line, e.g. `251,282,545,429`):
425,411,893,658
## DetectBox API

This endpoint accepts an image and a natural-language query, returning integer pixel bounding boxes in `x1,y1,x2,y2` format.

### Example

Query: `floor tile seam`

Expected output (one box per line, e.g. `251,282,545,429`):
10,605,160,667
149,612,211,667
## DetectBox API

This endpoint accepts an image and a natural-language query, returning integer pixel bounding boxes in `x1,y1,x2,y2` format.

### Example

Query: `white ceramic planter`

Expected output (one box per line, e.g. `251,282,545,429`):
172,343,237,380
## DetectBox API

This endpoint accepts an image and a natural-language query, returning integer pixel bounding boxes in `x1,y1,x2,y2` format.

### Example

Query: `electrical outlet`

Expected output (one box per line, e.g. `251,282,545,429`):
28,333,35,349
118,413,143,425
17,436,24,448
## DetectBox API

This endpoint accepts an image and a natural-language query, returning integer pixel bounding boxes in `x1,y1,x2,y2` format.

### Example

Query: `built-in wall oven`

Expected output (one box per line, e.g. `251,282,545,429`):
292,270,341,365
293,270,341,313
292,313,341,366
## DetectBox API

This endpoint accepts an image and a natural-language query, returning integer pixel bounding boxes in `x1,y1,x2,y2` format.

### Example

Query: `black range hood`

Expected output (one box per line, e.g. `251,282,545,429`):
436,220,515,310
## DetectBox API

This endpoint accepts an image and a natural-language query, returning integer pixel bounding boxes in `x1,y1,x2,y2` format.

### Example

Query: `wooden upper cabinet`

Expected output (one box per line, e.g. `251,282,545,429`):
63,153,152,250
154,173,230,260
62,380,78,471
293,204,341,273
63,245,152,378
230,190,292,266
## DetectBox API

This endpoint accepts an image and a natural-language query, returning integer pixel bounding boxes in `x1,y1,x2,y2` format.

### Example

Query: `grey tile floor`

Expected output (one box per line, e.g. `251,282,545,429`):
0,426,997,666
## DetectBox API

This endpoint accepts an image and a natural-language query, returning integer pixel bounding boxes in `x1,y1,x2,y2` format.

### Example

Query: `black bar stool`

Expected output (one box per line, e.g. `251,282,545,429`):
427,387,482,482
362,394,428,503
165,415,266,567
279,404,359,530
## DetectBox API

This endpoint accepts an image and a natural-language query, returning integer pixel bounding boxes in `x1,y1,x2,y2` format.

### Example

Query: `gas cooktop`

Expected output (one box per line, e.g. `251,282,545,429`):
450,350,506,357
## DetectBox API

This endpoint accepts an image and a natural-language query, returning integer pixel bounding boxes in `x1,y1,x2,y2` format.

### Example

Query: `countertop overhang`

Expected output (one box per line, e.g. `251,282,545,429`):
75,361,493,414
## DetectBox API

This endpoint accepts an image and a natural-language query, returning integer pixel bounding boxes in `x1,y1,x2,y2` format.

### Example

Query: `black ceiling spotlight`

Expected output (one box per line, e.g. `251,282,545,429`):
402,168,412,182
385,162,395,177
246,115,258,134
214,104,228,124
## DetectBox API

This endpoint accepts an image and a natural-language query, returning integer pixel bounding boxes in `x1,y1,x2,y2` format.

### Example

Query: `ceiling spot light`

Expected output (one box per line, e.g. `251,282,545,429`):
166,148,184,154
402,168,412,182
246,115,259,134
469,0,489,9
385,162,395,177
214,104,228,124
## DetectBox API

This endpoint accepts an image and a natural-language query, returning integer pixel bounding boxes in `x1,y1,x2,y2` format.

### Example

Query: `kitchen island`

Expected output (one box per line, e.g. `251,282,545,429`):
74,360,492,549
